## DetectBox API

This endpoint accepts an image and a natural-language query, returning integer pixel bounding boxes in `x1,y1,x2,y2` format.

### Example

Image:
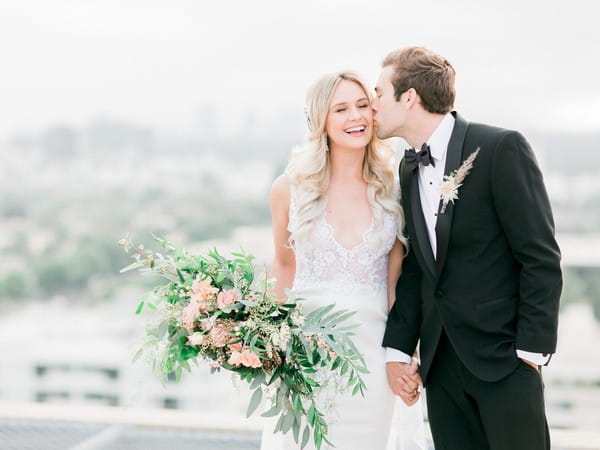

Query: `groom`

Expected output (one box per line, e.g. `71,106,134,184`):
374,47,562,450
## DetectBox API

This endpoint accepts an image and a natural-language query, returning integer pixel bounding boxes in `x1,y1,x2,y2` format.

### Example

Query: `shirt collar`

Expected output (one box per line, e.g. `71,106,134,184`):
426,112,455,162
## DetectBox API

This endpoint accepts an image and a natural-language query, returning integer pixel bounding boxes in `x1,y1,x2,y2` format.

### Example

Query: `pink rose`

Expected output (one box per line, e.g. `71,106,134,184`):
217,289,241,310
187,333,205,346
209,360,221,369
209,323,231,348
228,341,243,352
228,351,243,367
240,348,262,368
192,277,218,301
181,302,200,331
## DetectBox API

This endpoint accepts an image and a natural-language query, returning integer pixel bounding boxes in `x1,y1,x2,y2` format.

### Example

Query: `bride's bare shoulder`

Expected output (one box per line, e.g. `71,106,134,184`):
270,173,291,208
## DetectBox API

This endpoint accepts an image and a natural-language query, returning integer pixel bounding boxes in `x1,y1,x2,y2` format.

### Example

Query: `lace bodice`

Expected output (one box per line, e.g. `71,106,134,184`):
288,184,399,295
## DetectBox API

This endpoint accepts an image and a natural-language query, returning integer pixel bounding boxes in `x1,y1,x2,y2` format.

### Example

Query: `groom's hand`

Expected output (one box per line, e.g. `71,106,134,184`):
520,358,541,373
386,359,422,406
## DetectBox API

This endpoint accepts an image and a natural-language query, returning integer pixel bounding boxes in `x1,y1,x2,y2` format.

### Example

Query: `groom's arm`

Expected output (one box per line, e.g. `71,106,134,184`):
384,248,423,404
490,131,562,361
383,247,423,356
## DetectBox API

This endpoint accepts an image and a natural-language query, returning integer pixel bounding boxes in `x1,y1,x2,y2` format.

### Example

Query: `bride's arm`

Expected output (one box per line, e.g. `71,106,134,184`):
387,239,404,312
269,174,296,303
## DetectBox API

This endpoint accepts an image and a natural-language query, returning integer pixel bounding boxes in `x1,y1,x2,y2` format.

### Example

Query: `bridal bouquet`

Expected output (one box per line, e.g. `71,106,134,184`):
119,235,367,449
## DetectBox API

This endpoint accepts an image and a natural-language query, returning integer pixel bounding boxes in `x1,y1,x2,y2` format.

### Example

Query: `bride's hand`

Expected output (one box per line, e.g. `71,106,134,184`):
386,359,422,406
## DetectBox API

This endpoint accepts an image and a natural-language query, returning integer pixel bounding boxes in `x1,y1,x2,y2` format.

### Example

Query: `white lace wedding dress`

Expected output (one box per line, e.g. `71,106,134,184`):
260,185,426,450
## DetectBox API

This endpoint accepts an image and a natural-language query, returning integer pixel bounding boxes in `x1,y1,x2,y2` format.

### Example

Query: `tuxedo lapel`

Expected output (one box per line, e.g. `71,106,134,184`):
400,159,436,279
434,112,469,279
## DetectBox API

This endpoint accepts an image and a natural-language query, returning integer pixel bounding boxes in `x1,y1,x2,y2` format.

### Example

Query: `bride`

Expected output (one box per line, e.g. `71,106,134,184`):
262,71,426,450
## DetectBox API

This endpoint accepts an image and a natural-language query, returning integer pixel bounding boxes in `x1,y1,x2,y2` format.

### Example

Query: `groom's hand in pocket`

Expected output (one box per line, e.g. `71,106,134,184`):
386,359,422,406
520,358,541,373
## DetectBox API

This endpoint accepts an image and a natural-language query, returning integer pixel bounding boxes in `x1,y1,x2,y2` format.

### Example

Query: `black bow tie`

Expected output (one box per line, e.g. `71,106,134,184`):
404,143,435,171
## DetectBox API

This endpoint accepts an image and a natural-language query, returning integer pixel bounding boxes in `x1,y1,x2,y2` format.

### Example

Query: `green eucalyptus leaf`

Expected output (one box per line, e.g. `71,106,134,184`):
176,268,185,283
331,357,341,370
260,403,281,418
292,416,301,443
314,428,323,449
301,425,310,449
281,411,295,434
308,403,316,426
120,261,145,273
273,413,285,434
250,371,266,389
246,387,263,418
340,361,349,376
135,300,145,314
132,348,143,363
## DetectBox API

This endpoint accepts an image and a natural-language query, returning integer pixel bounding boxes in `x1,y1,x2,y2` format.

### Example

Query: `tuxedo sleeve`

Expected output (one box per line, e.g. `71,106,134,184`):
382,246,422,355
490,131,562,354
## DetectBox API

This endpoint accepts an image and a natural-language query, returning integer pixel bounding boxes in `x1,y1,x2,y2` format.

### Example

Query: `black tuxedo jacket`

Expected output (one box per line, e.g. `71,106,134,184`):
383,112,562,383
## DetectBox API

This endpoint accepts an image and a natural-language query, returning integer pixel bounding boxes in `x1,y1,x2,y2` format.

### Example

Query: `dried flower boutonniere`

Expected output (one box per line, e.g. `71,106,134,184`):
440,148,480,214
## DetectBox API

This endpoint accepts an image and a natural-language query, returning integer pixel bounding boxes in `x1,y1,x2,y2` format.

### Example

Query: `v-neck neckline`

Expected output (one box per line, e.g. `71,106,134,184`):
323,206,374,252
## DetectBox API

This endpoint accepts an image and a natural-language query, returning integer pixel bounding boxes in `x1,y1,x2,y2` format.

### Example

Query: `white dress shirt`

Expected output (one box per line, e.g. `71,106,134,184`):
386,113,550,366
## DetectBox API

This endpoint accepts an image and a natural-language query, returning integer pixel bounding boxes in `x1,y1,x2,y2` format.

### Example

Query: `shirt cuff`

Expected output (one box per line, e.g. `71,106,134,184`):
516,349,551,366
384,347,412,364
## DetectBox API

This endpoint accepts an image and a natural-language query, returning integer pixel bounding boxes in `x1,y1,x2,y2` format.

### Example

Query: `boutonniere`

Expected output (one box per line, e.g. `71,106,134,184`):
440,148,480,214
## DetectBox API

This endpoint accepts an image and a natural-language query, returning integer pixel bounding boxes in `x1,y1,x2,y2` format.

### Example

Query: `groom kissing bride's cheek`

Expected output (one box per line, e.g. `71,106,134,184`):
378,46,561,450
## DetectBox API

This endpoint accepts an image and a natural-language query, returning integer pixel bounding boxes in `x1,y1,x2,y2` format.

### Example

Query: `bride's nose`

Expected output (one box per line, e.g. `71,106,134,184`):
349,106,362,120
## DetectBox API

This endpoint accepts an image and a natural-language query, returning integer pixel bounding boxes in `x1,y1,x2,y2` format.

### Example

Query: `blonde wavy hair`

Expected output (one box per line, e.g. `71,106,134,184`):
286,71,407,248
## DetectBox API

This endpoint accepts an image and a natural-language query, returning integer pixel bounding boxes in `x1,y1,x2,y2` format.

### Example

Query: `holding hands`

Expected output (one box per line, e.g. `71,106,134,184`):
386,358,422,406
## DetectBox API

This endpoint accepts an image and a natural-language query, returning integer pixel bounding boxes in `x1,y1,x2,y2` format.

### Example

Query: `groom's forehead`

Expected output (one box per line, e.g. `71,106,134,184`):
375,70,391,89
377,66,394,83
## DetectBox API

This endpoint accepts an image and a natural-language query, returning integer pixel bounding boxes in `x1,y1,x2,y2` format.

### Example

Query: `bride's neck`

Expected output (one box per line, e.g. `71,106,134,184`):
328,146,365,183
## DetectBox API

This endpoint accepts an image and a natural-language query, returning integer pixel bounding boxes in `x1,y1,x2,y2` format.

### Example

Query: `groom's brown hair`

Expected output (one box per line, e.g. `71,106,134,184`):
382,47,455,114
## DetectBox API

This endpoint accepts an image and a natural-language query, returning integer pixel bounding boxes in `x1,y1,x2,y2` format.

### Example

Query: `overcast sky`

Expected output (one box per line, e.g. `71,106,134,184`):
1,0,599,139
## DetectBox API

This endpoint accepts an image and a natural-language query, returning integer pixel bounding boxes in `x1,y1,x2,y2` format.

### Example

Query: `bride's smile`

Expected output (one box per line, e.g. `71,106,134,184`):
325,79,373,152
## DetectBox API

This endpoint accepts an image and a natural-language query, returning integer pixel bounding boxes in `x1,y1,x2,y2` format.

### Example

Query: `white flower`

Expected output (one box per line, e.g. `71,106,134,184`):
278,323,291,349
439,148,480,214
290,310,305,327
271,323,291,349
440,177,461,206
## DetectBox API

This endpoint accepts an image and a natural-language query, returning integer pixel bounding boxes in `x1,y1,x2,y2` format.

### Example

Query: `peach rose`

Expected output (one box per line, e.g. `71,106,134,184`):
189,294,210,313
181,302,200,331
191,277,218,301
228,351,243,367
209,323,231,348
240,348,262,368
228,341,243,352
217,289,241,310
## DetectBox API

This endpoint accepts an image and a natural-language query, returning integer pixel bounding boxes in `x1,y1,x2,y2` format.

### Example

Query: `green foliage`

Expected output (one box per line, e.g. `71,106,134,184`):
35,258,71,295
33,234,133,295
179,199,270,242
0,272,29,299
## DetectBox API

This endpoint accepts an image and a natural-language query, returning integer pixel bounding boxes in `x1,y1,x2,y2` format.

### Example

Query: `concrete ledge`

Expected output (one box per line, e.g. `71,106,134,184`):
1,402,599,449
0,402,262,433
